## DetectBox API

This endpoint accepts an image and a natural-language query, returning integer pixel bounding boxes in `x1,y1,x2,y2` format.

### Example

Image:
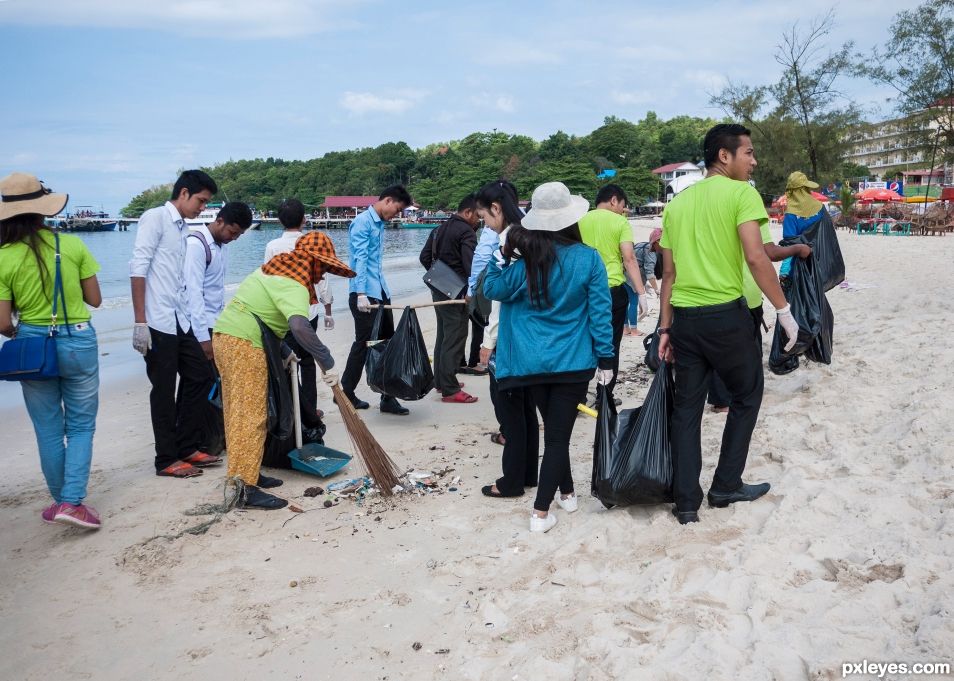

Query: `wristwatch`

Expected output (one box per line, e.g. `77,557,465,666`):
657,327,671,335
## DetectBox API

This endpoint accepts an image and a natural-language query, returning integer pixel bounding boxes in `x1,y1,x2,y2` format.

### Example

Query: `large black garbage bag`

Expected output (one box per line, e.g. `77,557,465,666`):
254,315,294,441
365,307,388,395
805,295,834,364
643,331,660,372
769,324,800,375
796,209,845,292
591,366,674,508
366,306,434,401
262,417,326,469
779,254,823,356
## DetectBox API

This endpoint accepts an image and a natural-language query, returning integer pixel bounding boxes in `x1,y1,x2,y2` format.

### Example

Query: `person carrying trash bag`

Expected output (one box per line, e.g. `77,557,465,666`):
657,123,802,525
483,181,614,533
212,232,354,509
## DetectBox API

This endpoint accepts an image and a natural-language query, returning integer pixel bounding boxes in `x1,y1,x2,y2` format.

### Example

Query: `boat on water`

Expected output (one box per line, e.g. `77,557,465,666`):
400,222,439,229
187,202,261,230
47,207,119,232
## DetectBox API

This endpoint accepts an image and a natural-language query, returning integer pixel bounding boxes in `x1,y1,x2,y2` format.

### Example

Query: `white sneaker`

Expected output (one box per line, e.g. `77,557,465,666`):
554,494,578,513
530,513,557,533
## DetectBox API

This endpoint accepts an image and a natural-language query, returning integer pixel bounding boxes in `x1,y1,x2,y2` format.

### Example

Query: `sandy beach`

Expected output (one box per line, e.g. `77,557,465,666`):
2,222,952,681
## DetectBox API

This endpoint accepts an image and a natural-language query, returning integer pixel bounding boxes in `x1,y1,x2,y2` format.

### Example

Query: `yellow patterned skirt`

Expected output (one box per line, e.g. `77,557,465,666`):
212,333,268,485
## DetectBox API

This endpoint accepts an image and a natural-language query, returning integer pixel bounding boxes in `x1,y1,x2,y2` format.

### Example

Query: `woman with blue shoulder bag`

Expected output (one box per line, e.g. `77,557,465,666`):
0,173,103,530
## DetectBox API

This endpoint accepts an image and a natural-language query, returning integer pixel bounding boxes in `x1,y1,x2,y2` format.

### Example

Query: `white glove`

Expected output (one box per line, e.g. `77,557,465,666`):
596,369,614,385
322,371,339,387
132,323,152,355
356,294,372,313
324,315,335,330
637,297,649,320
776,304,800,352
492,249,506,267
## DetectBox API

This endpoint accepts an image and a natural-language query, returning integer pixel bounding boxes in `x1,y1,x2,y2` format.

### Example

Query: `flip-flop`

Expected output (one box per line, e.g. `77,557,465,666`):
481,485,522,498
156,461,203,478
490,432,506,446
442,391,478,403
182,451,222,467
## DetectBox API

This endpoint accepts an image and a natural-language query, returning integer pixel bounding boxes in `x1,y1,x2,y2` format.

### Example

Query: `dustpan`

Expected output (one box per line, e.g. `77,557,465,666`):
288,357,352,478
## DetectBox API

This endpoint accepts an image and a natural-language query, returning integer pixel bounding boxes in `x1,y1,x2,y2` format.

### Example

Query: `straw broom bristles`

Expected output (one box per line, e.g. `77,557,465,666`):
331,384,403,496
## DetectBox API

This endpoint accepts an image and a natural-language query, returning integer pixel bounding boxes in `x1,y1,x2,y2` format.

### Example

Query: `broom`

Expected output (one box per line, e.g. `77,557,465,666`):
331,383,403,496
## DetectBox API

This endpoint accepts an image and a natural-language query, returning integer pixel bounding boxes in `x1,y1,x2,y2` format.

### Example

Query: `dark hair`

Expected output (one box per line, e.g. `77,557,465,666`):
475,180,523,226
278,198,305,230
379,185,412,206
217,202,253,230
457,193,478,213
595,184,628,207
0,213,51,303
502,224,582,309
171,170,218,201
703,123,752,168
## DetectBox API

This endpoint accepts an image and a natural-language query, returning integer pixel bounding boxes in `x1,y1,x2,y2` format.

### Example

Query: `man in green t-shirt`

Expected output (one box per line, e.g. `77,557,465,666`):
657,123,801,525
578,184,647,392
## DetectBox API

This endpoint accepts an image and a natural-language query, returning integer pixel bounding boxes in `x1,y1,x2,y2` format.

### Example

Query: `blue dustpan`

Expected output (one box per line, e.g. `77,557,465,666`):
288,357,352,478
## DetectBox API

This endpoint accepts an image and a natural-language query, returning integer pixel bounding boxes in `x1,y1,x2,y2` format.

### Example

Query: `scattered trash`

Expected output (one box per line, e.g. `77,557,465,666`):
289,580,298,588
449,487,458,492
303,486,324,497
323,499,334,508
412,642,422,651
288,505,304,513
839,280,876,292
327,477,371,495
435,648,450,655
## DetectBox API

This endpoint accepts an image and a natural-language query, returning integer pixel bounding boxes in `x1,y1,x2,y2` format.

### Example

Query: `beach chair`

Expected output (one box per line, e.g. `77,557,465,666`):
856,220,878,235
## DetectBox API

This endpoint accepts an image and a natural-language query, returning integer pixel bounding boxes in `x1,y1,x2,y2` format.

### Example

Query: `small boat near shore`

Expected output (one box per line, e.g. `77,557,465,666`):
187,202,262,230
47,207,120,232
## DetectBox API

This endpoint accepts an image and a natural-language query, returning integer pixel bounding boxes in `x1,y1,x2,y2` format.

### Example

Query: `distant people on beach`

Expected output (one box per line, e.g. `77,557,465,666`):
631,228,663,335
483,181,614,533
340,185,414,415
419,194,480,404
265,198,335,431
578,184,647,393
129,170,223,479
657,123,801,525
0,173,104,530
213,232,353,509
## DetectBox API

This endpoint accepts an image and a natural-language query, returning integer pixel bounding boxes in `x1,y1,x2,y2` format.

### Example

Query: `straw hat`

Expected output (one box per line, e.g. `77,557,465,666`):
521,182,589,232
786,171,819,192
0,173,68,221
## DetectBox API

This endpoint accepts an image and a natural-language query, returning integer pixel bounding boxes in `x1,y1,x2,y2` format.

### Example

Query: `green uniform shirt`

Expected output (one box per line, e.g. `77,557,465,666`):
660,175,768,307
742,222,773,308
578,208,632,287
213,268,310,348
0,231,100,325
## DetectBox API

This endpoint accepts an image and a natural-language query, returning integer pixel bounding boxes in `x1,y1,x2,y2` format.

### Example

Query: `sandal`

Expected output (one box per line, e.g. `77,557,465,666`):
156,461,203,478
490,432,506,446
442,391,478,404
481,484,523,498
182,451,222,467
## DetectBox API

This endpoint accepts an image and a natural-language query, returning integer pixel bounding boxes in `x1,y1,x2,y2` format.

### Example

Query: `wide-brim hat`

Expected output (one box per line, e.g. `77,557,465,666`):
786,171,819,192
0,172,68,221
521,182,589,232
295,231,355,278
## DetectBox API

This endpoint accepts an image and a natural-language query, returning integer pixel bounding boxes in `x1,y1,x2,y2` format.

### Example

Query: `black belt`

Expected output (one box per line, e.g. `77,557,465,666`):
673,298,746,318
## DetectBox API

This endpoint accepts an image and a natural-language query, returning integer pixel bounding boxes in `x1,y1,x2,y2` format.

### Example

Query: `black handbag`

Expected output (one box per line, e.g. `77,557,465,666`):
0,232,68,381
422,225,466,299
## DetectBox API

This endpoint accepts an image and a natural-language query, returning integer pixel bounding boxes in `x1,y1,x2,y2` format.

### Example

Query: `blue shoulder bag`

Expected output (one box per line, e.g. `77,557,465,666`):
0,232,69,381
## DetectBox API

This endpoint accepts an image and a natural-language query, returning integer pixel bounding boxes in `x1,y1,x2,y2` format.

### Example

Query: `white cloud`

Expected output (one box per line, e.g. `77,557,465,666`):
340,90,427,115
0,0,362,39
468,93,517,114
610,90,655,107
477,45,560,66
495,96,515,113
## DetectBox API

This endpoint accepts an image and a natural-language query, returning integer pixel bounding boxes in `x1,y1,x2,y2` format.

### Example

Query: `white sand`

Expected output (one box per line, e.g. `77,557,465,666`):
2,227,953,680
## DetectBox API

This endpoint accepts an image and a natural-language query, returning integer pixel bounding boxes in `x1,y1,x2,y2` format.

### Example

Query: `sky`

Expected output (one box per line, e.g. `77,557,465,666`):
0,0,904,214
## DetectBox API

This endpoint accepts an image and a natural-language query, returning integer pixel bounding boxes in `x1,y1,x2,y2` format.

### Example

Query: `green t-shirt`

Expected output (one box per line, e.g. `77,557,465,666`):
660,175,768,307
0,231,100,325
578,208,632,287
742,222,773,308
213,269,310,348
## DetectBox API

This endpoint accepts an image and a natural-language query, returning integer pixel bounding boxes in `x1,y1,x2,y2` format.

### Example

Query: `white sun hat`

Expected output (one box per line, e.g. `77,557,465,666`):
521,181,589,232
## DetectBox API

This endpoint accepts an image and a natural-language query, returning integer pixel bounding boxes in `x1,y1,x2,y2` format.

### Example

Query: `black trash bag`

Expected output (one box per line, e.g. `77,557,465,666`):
805,295,834,364
468,266,493,328
591,366,674,508
261,416,326,470
254,315,294,441
789,208,845,292
768,324,800,375
365,307,388,395
367,306,434,401
643,322,661,372
778,253,823,357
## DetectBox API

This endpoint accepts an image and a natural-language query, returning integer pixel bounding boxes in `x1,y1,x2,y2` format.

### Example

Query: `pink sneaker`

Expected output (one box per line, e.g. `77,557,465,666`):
54,503,101,530
41,502,60,524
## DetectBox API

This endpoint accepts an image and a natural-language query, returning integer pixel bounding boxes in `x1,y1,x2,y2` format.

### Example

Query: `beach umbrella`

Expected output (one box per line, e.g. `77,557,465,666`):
855,187,904,202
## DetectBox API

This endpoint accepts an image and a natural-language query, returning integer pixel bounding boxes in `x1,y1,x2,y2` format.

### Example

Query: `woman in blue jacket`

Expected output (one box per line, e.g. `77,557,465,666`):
483,182,614,533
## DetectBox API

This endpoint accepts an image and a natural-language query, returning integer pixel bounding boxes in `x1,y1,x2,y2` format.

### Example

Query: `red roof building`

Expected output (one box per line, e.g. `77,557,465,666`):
320,196,378,209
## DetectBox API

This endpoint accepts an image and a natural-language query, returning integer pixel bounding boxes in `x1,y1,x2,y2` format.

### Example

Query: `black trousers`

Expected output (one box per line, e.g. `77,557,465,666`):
431,290,470,396
341,293,394,398
707,306,765,407
490,375,539,495
283,316,324,429
175,327,225,456
145,322,214,471
530,381,589,512
608,284,629,393
466,320,484,367
670,299,764,511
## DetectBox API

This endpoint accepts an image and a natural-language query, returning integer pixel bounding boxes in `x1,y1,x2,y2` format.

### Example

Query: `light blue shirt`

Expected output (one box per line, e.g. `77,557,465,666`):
468,226,499,296
348,207,389,299
183,223,226,343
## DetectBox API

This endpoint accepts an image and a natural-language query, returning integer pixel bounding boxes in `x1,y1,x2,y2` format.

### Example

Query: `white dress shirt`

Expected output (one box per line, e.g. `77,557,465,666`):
128,201,192,335
184,223,227,343
264,230,333,319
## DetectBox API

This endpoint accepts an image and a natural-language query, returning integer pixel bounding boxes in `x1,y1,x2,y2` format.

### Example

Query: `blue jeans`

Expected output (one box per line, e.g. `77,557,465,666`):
18,322,100,505
624,283,639,326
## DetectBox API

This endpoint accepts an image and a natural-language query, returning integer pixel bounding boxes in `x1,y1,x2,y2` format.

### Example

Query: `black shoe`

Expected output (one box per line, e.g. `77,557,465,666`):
707,482,771,508
256,474,283,489
671,506,700,524
339,392,369,410
380,396,409,415
242,485,288,510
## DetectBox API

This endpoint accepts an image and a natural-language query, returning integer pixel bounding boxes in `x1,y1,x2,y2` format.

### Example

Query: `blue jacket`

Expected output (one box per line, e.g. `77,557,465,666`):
482,242,614,385
348,207,389,299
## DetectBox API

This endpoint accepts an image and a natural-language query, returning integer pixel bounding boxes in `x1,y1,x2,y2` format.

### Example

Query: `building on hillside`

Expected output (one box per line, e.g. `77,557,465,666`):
318,196,378,219
844,113,938,179
652,162,705,202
